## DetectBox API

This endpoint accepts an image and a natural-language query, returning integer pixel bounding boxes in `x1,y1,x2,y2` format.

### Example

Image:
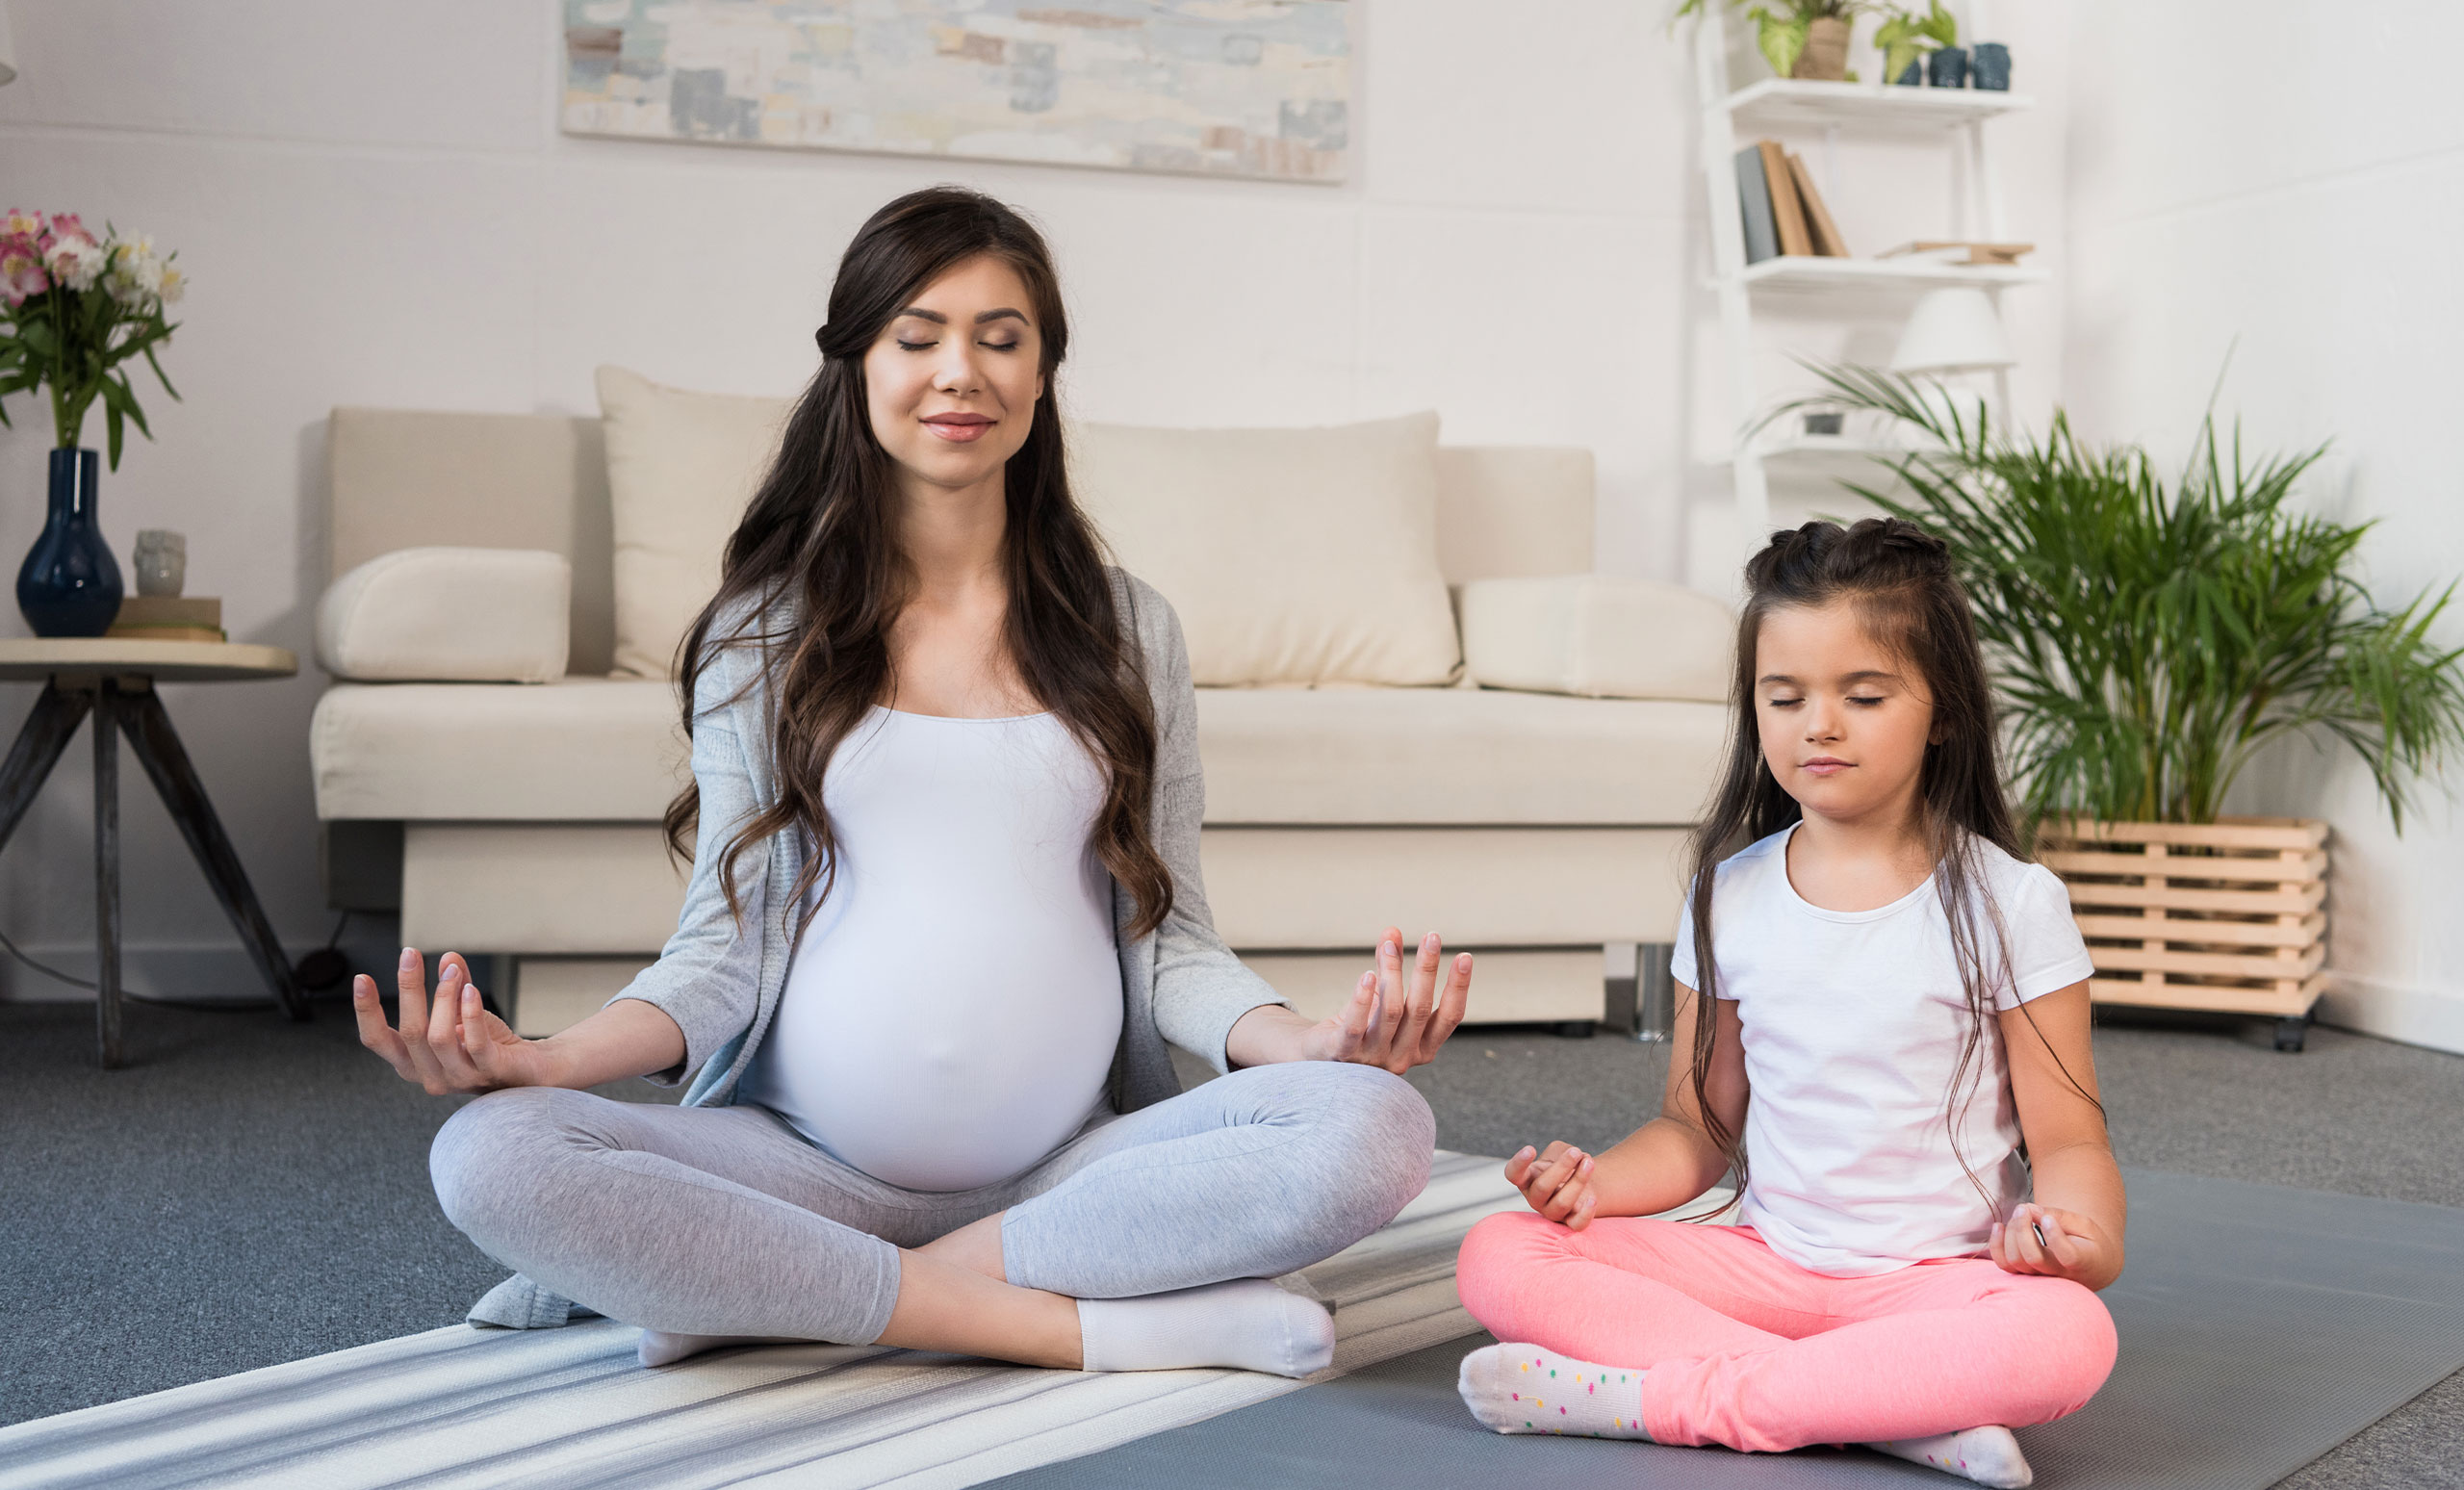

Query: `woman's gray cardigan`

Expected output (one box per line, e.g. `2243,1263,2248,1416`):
468,571,1286,1329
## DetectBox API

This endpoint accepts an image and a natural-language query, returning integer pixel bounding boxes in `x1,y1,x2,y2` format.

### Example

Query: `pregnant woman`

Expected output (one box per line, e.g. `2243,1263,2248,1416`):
352,187,1468,1376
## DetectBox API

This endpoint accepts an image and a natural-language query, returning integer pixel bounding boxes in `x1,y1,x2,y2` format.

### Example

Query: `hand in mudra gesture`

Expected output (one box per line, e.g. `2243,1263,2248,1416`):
1298,927,1472,1074
354,948,552,1094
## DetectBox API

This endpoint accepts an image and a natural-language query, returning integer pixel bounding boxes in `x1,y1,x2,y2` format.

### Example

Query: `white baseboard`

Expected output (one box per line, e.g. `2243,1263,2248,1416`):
2317,973,2464,1057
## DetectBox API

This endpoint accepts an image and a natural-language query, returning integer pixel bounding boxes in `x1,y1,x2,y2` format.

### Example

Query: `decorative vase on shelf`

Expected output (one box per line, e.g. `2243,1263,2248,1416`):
1971,42,2011,90
16,447,124,637
1927,45,1969,88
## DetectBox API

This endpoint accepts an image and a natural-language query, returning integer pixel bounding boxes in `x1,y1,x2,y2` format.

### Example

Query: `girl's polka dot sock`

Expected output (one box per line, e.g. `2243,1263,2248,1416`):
1456,1342,1651,1440
1866,1426,2035,1488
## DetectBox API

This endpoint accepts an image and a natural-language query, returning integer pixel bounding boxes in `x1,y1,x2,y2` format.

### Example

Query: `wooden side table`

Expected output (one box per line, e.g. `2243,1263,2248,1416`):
0,639,310,1066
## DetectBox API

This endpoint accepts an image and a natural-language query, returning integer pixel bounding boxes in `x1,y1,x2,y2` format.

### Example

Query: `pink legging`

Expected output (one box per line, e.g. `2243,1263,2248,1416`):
1456,1211,2118,1452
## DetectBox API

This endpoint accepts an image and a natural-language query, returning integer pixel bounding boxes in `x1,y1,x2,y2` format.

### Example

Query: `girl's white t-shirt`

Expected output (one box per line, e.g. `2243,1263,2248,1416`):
1671,823,2096,1277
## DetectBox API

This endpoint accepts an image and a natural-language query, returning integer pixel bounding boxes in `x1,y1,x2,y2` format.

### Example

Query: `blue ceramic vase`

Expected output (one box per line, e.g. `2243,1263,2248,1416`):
1972,42,2012,90
17,448,124,637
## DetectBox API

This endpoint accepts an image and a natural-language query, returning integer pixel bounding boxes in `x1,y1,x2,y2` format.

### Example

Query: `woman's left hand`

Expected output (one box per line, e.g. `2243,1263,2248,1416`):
1301,928,1472,1074
1990,1202,2119,1288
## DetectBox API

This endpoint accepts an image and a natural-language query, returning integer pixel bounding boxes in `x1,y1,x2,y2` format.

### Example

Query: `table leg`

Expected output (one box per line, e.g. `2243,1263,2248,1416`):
94,681,123,1069
116,685,310,1022
0,682,91,854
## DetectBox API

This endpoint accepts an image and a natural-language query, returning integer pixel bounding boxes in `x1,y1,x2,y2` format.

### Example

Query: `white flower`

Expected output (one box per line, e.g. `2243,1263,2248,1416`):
45,236,105,292
157,265,185,304
105,237,164,307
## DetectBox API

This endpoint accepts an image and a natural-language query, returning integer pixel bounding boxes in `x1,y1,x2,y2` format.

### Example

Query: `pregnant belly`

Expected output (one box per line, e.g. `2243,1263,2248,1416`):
767,918,1125,1194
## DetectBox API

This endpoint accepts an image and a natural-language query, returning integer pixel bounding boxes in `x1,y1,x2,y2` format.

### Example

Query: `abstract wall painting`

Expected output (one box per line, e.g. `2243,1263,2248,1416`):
561,1,1350,184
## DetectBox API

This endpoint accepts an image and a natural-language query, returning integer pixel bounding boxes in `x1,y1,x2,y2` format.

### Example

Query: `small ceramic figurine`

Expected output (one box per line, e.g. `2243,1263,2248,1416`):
134,529,187,598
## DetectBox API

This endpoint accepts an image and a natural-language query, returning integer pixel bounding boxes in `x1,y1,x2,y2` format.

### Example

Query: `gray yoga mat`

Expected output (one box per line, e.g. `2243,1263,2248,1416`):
988,1168,2464,1490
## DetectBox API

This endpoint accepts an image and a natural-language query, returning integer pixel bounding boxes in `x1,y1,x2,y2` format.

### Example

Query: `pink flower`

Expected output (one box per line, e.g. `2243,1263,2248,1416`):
47,213,89,244
0,234,50,305
45,234,105,291
1,208,46,240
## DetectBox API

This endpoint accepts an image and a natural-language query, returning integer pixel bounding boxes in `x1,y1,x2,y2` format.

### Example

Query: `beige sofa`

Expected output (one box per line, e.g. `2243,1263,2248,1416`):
309,397,1731,1034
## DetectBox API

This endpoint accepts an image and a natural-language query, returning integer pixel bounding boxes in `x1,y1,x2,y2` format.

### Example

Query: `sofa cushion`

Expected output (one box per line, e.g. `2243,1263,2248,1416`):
1459,574,1733,702
312,677,686,820
597,366,788,679
316,547,571,683
312,679,1724,828
1194,685,1728,825
1072,413,1462,687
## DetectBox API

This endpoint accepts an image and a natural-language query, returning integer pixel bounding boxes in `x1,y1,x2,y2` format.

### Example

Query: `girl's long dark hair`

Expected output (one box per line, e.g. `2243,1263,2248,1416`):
661,187,1172,944
1683,517,2100,1208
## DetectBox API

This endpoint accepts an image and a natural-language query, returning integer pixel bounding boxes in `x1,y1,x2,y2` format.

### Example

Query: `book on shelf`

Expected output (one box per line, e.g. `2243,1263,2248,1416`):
1759,141,1814,258
1734,143,1779,264
1878,240,2035,266
1736,139,1850,264
108,595,226,644
1786,152,1851,257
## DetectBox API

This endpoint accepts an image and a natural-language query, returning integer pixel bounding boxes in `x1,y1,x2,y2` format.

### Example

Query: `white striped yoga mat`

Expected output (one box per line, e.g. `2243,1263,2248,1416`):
2,1152,1546,1490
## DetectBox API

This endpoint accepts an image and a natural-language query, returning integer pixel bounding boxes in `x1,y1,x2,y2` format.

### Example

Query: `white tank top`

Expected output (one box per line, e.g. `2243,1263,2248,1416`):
738,706,1124,1192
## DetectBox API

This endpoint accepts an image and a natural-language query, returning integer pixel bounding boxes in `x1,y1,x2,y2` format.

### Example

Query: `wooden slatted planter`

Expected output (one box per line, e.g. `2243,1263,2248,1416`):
2037,816,2329,1049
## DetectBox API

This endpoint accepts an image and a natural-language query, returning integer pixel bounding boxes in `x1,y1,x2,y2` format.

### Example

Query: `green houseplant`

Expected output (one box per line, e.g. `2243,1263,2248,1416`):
1770,365,2464,1045
1780,364,2464,830
1873,1,1957,85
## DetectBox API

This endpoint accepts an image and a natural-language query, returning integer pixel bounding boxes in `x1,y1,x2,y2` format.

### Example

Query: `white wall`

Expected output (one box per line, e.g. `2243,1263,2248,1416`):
0,1,2071,1000
2061,0,2464,1051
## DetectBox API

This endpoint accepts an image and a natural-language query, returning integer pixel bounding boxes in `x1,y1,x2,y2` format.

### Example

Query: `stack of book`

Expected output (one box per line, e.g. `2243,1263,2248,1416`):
1734,138,1850,263
108,595,226,644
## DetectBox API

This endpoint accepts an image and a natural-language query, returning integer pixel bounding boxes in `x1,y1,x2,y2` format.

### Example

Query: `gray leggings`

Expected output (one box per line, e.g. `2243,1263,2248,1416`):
429,1061,1433,1347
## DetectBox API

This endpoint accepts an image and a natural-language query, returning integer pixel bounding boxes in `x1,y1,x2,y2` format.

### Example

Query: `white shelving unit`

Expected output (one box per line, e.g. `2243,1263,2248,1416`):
1690,10,2033,587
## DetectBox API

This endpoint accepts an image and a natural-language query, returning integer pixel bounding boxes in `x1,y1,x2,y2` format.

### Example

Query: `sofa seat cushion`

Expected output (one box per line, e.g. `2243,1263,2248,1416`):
1194,685,1728,826
312,677,686,821
312,680,1726,828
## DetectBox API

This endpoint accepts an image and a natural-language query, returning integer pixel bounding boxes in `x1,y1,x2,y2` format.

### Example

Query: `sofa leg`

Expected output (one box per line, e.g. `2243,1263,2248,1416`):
1552,1020,1597,1040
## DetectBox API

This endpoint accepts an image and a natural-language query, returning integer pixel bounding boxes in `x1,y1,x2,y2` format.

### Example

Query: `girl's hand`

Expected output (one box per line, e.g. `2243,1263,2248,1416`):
1989,1202,2118,1287
1301,928,1472,1074
354,948,559,1095
1505,1142,1598,1230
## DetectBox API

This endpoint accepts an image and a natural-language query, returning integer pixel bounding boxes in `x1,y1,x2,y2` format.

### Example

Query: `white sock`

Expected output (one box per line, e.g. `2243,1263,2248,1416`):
1075,1278,1334,1377
636,1330,806,1368
1866,1426,2035,1487
1456,1343,1650,1439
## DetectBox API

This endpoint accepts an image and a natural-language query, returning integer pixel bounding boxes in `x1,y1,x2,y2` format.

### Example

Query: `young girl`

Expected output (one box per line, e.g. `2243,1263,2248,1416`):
1453,518,2122,1488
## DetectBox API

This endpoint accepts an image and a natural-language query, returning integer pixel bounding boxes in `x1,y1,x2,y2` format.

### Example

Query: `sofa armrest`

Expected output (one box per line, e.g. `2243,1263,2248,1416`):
1459,574,1732,702
317,547,571,682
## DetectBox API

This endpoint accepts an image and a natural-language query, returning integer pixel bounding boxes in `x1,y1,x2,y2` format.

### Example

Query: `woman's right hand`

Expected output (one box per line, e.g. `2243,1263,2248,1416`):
1505,1141,1598,1230
354,948,558,1094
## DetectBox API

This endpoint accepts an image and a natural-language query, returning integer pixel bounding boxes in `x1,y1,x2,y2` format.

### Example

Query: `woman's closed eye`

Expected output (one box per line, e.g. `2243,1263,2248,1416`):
894,337,1023,352
1848,694,1887,706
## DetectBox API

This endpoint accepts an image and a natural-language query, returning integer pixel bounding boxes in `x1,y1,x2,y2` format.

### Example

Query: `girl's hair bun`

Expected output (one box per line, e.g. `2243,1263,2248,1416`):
1743,516,1949,601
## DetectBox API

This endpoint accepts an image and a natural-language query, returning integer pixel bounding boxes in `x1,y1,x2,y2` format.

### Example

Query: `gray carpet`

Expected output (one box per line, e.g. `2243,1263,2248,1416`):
3,996,2461,1487
985,1168,2464,1490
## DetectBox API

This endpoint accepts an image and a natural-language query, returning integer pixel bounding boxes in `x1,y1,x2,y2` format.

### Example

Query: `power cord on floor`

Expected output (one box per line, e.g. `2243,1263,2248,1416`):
0,920,97,991
0,911,356,1010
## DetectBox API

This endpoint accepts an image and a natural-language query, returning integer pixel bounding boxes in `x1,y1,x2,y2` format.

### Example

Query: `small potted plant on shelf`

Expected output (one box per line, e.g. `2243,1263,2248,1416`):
1676,1,1874,83
1874,1,1958,85
1779,364,2464,1050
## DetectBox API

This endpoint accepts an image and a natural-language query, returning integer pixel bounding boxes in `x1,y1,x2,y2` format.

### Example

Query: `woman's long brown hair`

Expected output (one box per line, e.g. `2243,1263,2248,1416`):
661,187,1173,945
1682,517,2102,1210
